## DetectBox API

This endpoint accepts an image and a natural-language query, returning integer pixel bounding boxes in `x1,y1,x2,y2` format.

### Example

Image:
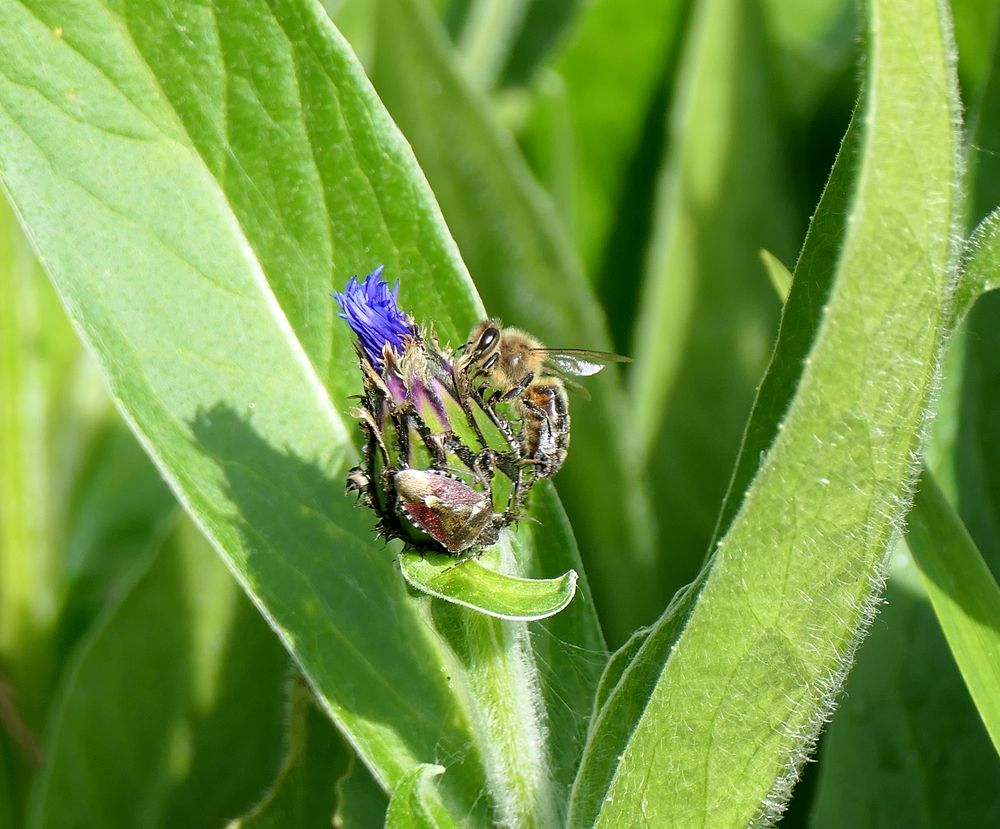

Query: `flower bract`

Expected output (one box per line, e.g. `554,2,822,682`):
335,271,532,555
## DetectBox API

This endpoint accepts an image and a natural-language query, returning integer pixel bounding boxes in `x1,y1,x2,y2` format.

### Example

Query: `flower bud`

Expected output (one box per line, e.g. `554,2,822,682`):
335,268,524,554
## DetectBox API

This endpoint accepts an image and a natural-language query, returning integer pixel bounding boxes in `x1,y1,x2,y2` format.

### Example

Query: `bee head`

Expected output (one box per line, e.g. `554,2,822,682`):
466,320,503,371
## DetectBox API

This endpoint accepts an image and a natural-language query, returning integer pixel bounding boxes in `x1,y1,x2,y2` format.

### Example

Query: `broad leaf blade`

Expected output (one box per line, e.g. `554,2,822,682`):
0,3,599,823
28,519,290,829
627,0,800,596
810,566,1000,828
765,257,1000,822
0,2,508,821
228,679,350,829
908,474,1000,753
573,0,960,823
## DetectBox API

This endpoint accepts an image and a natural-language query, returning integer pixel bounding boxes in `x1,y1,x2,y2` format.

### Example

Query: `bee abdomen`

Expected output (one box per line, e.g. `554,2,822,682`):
518,381,570,478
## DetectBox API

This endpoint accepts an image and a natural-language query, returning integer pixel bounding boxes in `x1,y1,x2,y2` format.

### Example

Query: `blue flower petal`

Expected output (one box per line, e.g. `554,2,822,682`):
333,266,415,369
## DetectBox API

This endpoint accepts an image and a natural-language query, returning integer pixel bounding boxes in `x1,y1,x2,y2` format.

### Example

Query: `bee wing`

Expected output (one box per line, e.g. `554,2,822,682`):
557,374,592,401
537,348,631,378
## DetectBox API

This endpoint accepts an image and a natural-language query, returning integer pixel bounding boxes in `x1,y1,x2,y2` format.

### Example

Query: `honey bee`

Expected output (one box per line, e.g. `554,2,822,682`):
456,320,629,479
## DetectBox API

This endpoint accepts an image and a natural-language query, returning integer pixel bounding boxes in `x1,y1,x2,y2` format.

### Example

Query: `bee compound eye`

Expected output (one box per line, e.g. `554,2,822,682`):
483,353,500,371
480,327,500,349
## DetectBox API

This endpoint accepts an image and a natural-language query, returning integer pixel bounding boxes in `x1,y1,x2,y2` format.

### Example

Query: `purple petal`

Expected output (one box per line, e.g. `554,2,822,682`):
333,266,415,369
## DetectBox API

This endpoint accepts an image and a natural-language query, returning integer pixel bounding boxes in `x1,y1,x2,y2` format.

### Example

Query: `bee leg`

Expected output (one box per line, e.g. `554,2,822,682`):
472,447,497,485
440,432,486,477
500,372,535,402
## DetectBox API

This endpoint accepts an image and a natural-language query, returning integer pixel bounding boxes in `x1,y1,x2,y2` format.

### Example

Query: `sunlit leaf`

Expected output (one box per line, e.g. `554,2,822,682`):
0,2,601,823
571,0,960,823
400,549,577,621
385,764,450,829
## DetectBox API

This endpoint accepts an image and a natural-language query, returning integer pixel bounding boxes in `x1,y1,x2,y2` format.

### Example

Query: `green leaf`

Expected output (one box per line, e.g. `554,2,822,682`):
571,0,960,823
373,0,660,640
762,156,1000,775
335,757,389,829
397,483,606,826
759,0,857,121
28,518,291,829
627,0,800,596
523,0,687,274
591,625,651,714
0,2,601,822
966,12,1000,225
385,764,450,829
714,107,864,557
759,248,793,302
456,0,530,89
400,549,577,621
568,579,698,826
228,679,350,829
505,481,608,801
906,469,1000,753
810,564,1000,828
953,208,1000,325
0,198,78,726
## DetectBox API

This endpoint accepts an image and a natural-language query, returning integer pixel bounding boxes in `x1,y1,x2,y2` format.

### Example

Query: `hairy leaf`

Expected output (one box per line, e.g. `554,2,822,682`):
0,2,599,823
571,0,960,823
